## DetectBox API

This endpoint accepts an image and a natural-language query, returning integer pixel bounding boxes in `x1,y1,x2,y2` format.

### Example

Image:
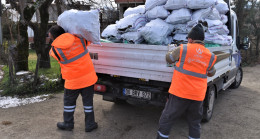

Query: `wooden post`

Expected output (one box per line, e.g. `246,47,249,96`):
8,54,14,86
34,54,41,86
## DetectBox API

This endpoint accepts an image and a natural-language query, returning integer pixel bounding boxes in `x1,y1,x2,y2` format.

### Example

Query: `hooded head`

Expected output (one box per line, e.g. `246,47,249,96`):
187,23,205,42
48,25,65,41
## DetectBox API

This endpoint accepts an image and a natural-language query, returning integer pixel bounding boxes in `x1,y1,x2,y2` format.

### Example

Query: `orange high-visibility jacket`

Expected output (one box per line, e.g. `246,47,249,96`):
49,33,98,90
169,43,217,101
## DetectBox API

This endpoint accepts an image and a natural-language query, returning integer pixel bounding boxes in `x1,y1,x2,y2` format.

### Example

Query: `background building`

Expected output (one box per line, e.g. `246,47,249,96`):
115,0,145,19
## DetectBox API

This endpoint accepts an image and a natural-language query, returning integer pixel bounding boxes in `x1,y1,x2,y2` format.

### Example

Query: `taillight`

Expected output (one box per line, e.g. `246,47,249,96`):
94,84,106,92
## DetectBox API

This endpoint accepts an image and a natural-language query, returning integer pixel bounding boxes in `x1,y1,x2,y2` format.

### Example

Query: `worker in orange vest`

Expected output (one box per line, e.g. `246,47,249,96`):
48,25,98,132
157,24,217,139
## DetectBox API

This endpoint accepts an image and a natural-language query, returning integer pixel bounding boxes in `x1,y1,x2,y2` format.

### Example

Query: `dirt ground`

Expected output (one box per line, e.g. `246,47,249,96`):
0,65,260,139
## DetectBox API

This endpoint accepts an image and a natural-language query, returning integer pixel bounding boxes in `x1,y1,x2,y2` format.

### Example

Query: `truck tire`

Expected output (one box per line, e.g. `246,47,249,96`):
230,67,243,89
202,85,216,122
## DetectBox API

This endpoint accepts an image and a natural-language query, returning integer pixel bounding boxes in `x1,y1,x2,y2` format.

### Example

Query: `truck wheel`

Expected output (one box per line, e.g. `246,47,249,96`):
230,67,243,89
202,85,216,122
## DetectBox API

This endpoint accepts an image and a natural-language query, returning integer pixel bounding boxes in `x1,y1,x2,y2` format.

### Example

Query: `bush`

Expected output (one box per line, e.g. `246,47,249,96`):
0,68,63,97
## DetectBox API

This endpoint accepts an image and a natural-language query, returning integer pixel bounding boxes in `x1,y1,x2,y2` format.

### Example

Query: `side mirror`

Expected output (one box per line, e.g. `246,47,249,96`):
240,37,250,50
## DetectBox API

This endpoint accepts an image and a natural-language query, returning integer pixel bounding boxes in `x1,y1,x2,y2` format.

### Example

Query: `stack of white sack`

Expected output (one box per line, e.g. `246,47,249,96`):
57,9,100,44
183,0,231,45
101,24,122,43
140,18,173,45
124,5,145,17
101,0,232,46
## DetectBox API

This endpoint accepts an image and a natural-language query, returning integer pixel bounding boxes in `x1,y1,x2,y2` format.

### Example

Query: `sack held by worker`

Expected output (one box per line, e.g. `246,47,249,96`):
57,9,101,45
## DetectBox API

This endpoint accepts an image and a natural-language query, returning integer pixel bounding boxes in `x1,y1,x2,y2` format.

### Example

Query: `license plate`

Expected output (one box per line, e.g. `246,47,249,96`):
123,88,151,100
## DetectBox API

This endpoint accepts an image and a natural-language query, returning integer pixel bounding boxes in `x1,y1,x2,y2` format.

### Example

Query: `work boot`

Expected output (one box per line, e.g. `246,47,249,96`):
85,122,98,132
57,122,74,131
85,111,98,132
57,111,74,131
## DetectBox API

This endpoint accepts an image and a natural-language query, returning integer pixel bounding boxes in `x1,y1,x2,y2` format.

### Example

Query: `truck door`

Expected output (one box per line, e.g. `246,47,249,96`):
229,11,241,79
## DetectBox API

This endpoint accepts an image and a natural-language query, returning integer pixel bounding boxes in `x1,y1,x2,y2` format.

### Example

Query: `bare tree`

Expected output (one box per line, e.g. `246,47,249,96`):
233,0,260,64
9,1,39,72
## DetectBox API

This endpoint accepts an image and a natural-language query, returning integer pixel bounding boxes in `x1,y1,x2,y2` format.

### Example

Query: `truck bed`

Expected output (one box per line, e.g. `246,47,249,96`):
88,43,232,83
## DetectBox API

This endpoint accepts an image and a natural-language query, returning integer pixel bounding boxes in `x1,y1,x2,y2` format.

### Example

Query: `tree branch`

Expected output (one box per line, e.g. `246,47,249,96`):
27,21,38,32
9,0,20,14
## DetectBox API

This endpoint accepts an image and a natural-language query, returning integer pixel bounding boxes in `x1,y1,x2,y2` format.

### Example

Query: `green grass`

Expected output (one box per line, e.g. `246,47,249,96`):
28,49,61,79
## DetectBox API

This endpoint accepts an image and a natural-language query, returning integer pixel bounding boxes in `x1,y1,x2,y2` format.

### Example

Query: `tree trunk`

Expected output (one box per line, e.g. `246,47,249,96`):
256,36,259,58
33,0,53,68
34,29,51,68
249,40,253,63
15,22,29,72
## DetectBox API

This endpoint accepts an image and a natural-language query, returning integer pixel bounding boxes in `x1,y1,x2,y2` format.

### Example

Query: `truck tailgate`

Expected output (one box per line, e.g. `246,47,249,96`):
88,43,232,83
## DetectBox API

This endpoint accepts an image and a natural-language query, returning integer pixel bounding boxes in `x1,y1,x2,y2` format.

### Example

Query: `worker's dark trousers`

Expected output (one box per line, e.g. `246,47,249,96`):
63,85,96,129
157,94,203,139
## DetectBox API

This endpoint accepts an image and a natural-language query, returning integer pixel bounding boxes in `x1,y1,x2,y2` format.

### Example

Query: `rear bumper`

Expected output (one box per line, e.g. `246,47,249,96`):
94,83,169,107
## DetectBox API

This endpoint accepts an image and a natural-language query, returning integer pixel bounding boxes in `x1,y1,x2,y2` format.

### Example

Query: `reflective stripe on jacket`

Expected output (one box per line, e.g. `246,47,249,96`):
169,43,217,101
49,33,98,89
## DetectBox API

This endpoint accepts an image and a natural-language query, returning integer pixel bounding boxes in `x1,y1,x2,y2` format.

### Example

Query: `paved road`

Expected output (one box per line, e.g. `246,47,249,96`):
0,65,260,139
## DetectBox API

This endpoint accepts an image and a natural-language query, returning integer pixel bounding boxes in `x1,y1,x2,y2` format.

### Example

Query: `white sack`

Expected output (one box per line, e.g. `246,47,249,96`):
146,6,170,19
188,7,212,26
140,18,174,45
188,7,220,27
205,19,229,35
101,24,118,38
207,8,221,20
220,14,228,24
116,14,147,32
164,0,187,10
208,25,229,35
205,19,223,27
187,0,216,9
173,34,188,41
145,0,167,11
173,24,192,34
121,31,144,44
165,36,173,45
216,0,229,14
124,5,145,17
205,33,232,45
166,8,191,25
57,9,100,44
